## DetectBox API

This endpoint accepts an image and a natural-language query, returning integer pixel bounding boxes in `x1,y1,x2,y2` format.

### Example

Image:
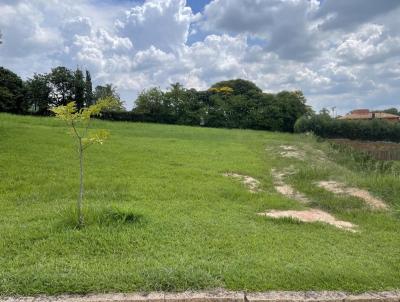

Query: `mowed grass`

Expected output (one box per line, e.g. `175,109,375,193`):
0,113,399,295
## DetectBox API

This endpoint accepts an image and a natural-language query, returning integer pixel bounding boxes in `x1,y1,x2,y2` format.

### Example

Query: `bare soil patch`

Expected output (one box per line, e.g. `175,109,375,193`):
279,145,306,160
316,181,387,210
223,173,261,193
258,209,357,232
271,169,310,203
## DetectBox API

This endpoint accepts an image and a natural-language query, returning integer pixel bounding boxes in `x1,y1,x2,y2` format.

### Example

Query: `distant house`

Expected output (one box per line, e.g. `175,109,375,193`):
338,109,400,122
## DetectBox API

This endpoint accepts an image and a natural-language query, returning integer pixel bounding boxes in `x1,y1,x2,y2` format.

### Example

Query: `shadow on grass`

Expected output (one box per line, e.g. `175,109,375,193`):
263,216,304,225
57,204,146,229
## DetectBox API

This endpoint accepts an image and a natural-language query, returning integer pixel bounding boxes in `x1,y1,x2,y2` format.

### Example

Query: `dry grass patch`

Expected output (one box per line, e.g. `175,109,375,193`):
279,145,306,160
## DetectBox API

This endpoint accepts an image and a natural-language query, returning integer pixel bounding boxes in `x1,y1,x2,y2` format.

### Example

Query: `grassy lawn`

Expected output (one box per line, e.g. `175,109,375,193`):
0,113,399,295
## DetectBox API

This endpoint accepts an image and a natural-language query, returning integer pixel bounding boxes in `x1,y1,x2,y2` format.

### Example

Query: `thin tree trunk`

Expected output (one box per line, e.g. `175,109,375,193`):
78,138,84,227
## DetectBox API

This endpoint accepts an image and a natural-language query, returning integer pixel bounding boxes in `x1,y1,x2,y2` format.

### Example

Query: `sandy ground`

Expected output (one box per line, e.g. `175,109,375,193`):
223,173,261,193
258,209,357,232
317,181,387,210
278,145,306,161
271,168,310,203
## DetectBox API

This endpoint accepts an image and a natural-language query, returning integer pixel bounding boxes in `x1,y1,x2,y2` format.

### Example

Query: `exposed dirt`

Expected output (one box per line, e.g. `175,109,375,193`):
271,169,310,203
279,145,306,160
258,209,357,232
223,173,261,193
317,181,387,210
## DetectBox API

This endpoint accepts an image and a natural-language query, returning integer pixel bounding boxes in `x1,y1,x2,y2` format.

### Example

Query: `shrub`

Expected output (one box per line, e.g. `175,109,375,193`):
294,114,400,142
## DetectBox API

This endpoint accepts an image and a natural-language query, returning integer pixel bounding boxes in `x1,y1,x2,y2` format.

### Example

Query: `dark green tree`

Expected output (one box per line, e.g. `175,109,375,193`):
211,79,262,96
0,67,27,113
49,66,74,106
94,84,118,100
134,87,167,121
164,82,186,122
25,73,52,114
94,84,125,111
381,108,399,116
84,70,93,106
73,68,85,109
275,90,309,132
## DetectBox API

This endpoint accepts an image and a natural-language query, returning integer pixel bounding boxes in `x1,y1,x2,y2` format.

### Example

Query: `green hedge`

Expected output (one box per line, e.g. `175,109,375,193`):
294,115,400,142
97,111,176,124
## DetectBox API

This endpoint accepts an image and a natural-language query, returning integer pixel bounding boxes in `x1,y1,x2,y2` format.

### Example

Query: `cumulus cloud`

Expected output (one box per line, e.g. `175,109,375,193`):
335,24,400,64
0,0,400,114
0,1,62,58
202,0,320,61
115,0,196,52
315,0,400,31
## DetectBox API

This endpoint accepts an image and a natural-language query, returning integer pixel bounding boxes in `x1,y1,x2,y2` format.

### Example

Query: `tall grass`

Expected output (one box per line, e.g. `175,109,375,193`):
328,141,400,176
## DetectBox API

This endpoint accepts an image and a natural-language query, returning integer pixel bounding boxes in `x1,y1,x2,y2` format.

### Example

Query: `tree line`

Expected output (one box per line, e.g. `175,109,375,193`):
294,112,400,142
106,80,311,132
1,66,311,132
0,66,124,115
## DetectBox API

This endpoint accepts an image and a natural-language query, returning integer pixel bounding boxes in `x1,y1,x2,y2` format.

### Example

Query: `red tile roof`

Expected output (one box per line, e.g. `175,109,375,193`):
338,111,400,121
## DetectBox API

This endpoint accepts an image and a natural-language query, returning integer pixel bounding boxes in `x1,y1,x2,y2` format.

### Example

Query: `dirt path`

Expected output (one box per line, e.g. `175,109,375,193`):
278,145,306,160
223,173,262,193
271,168,310,203
258,209,357,232
317,181,387,210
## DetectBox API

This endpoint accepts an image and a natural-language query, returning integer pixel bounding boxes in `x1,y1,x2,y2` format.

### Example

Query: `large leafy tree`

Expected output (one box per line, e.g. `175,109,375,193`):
0,67,27,113
94,84,119,101
134,87,166,119
275,90,309,132
211,79,262,96
49,66,74,106
94,84,125,111
164,82,186,122
25,73,52,114
73,68,85,109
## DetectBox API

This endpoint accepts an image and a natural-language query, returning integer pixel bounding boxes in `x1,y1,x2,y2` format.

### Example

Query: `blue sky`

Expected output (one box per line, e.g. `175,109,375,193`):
186,0,209,13
1,0,400,113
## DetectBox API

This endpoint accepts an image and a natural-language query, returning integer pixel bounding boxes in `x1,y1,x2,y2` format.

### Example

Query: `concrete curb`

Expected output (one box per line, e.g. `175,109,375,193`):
1,291,400,302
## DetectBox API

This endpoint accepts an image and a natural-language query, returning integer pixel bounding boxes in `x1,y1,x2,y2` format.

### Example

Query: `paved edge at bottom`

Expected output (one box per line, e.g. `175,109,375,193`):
1,290,400,302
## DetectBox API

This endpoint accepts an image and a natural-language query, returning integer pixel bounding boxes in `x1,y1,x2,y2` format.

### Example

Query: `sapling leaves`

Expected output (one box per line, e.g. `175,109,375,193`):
51,97,117,227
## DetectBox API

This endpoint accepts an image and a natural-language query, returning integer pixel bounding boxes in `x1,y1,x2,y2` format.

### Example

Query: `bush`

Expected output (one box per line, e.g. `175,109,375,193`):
294,114,400,142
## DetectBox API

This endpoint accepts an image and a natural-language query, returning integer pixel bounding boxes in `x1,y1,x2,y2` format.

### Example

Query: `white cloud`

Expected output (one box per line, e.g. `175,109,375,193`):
202,0,321,61
336,24,400,63
0,1,62,57
315,0,400,31
0,0,400,114
115,0,196,52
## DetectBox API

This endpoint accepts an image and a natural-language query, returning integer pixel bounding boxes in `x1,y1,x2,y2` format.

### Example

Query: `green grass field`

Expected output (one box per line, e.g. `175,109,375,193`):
1,113,399,296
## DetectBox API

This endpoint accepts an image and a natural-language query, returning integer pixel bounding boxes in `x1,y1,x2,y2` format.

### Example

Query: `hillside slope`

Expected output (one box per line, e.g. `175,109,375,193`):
0,113,399,295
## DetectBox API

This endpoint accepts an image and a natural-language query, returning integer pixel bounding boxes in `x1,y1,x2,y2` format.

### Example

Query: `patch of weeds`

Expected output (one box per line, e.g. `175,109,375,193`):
308,198,365,213
57,204,145,229
328,142,400,176
267,216,304,225
101,206,144,225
